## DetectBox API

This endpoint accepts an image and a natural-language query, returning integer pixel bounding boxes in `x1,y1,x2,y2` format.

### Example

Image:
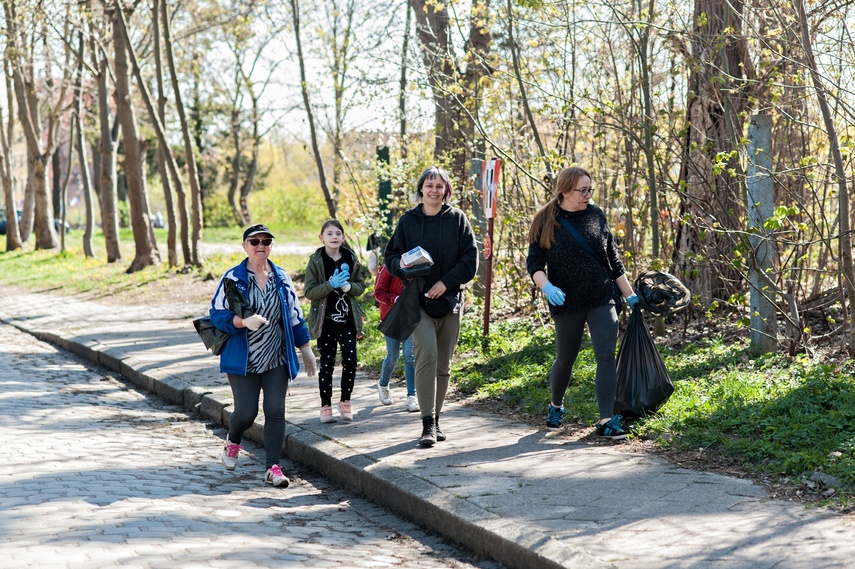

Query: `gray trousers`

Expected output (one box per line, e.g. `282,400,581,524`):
550,304,619,419
227,364,289,469
411,308,462,419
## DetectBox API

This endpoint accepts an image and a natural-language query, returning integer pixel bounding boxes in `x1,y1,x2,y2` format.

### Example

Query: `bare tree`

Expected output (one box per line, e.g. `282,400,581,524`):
161,0,203,266
111,0,160,272
408,0,493,183
289,0,336,218
794,0,855,357
672,0,754,306
92,12,122,263
152,0,180,267
72,28,96,258
3,0,61,250
1,65,21,251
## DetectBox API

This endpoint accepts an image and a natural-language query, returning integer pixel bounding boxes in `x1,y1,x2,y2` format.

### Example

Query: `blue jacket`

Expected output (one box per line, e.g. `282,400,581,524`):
209,258,311,377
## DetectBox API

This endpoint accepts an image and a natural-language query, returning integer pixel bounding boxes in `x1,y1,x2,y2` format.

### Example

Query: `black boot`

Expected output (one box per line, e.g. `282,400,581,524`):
419,416,436,447
435,414,446,441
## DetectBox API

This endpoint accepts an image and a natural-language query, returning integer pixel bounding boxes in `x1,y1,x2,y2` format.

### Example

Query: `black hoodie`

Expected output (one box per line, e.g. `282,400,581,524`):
384,203,478,316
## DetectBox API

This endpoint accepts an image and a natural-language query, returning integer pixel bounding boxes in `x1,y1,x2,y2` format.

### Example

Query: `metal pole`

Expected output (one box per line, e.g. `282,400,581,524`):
483,216,494,337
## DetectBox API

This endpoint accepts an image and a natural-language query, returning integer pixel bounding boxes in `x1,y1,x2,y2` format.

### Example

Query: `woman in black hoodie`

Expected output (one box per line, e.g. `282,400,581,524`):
384,166,478,447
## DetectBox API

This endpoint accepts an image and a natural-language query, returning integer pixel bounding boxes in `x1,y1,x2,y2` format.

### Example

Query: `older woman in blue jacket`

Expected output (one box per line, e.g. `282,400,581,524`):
209,224,316,487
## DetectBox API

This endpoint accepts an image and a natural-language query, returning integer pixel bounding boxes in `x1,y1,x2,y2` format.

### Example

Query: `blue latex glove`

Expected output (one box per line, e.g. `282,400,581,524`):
329,268,349,288
626,293,640,310
542,282,566,306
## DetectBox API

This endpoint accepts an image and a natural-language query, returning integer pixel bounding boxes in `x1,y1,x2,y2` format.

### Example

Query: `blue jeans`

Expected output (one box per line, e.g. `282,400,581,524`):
379,335,415,397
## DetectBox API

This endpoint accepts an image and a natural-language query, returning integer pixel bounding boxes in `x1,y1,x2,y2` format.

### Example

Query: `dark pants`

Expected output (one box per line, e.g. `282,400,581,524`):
317,326,358,407
550,304,619,419
227,364,289,469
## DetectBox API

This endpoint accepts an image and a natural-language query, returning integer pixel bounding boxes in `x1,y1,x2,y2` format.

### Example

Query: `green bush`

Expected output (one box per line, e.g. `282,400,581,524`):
203,192,240,228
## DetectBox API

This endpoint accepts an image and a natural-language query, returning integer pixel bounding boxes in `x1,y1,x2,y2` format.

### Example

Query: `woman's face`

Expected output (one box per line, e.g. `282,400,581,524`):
421,175,446,209
243,233,273,263
559,175,593,212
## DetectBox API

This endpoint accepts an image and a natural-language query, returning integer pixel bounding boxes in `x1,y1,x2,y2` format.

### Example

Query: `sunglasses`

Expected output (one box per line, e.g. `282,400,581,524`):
246,238,273,246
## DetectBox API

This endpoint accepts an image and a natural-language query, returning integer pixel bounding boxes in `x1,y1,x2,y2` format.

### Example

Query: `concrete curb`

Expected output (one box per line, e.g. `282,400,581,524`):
4,316,605,569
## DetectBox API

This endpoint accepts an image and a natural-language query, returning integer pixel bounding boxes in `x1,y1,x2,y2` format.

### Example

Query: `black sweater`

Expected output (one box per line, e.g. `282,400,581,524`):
384,203,478,299
526,204,625,316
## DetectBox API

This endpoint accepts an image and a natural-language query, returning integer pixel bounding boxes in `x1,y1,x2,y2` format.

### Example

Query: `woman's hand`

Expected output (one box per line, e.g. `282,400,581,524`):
241,314,269,331
542,282,566,306
424,280,447,299
299,344,317,377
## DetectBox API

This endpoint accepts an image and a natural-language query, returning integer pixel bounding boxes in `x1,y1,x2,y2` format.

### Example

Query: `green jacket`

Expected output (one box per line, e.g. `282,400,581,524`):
304,244,367,340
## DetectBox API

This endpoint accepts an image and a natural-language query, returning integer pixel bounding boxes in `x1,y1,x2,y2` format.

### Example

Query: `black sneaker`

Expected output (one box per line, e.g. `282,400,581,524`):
435,415,446,442
419,416,436,447
546,405,566,429
596,414,628,440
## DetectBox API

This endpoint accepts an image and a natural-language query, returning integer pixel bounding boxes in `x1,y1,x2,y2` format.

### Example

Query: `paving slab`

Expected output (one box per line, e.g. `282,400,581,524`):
2,291,854,569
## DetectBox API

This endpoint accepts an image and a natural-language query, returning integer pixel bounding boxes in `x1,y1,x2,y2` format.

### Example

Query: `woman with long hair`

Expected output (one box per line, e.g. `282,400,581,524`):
527,167,639,439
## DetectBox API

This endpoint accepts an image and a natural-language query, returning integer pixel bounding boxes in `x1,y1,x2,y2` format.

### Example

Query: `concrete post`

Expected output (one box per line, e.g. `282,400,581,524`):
746,114,777,353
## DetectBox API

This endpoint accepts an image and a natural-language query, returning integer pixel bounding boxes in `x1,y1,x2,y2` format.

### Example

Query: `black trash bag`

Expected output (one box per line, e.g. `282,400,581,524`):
222,278,254,319
634,270,691,316
193,317,229,355
614,309,674,417
193,279,254,354
378,278,422,341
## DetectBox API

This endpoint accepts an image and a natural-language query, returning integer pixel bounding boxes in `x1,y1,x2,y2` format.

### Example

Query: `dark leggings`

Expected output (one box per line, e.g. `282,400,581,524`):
317,326,358,407
227,364,289,469
550,304,619,419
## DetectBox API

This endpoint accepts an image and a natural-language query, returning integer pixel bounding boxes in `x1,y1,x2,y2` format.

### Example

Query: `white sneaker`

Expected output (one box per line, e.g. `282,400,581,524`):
265,464,290,487
222,439,242,470
406,396,420,412
377,380,392,405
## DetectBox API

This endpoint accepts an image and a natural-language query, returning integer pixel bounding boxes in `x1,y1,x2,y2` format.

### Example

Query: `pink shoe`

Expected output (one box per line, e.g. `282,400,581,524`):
265,464,290,487
320,405,336,423
338,400,353,421
221,439,242,470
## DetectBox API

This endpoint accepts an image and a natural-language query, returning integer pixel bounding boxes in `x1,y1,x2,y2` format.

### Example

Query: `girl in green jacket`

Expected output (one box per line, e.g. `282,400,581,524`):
304,219,366,424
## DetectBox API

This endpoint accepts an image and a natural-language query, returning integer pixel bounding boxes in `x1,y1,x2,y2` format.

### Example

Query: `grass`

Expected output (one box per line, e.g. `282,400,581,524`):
0,227,314,298
3,231,855,508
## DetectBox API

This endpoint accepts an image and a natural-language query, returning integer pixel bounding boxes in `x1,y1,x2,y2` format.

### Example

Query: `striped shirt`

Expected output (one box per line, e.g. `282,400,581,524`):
245,271,288,373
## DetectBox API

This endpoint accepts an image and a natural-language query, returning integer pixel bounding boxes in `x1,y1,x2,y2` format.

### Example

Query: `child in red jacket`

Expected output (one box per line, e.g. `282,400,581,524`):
374,265,418,411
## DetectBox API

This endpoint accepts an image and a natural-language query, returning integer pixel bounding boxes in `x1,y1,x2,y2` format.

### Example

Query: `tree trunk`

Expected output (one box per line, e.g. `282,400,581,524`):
637,0,659,258
673,0,750,307
21,152,35,242
73,31,95,258
507,0,550,177
1,63,21,251
94,32,122,263
228,103,244,225
112,2,160,272
153,0,178,267
290,0,336,218
399,2,410,159
3,0,58,250
238,95,260,223
161,0,203,266
794,0,855,358
116,0,192,266
409,0,492,184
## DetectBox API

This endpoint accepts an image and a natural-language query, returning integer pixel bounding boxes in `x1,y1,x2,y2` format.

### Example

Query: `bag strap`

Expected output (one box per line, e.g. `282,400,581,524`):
556,216,611,273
